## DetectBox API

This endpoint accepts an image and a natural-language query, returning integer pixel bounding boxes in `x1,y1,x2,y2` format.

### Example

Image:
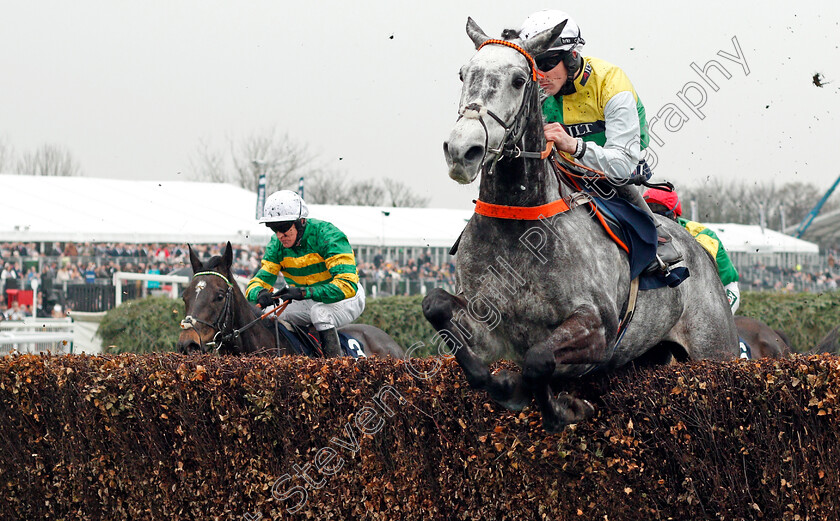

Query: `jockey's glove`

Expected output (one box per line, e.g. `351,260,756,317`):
256,289,276,309
277,286,306,301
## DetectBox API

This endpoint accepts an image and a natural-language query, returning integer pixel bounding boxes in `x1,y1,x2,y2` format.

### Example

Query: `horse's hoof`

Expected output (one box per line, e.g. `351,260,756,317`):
556,393,596,423
541,394,596,433
487,370,531,411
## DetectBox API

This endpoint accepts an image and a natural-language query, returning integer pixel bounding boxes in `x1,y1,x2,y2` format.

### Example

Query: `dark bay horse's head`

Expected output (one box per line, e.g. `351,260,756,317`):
444,17,566,184
177,242,239,355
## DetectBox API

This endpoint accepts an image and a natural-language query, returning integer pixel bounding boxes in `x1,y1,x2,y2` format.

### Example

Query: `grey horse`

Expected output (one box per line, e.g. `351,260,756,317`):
422,18,738,433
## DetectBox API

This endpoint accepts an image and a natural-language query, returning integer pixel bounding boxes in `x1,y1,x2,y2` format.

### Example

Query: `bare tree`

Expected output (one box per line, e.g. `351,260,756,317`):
679,179,838,230
189,138,229,183
306,175,431,207
190,128,322,193
231,129,321,193
777,181,840,229
0,137,12,173
16,144,81,177
345,179,385,206
305,169,347,205
383,178,430,207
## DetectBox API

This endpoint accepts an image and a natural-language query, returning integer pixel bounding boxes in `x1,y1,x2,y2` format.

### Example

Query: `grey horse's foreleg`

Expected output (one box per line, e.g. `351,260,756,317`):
523,307,606,432
422,289,530,410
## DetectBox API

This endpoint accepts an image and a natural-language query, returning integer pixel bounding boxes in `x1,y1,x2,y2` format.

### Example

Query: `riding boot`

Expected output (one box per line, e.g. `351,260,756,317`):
319,327,342,358
614,184,683,273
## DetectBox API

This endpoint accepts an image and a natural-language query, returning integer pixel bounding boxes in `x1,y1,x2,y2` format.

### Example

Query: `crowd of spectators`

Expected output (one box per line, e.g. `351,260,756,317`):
2,241,835,318
357,249,457,292
739,262,839,293
0,242,460,314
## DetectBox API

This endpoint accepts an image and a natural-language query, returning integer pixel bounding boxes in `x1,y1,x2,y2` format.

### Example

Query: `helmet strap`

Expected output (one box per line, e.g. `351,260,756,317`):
558,52,583,95
292,219,307,247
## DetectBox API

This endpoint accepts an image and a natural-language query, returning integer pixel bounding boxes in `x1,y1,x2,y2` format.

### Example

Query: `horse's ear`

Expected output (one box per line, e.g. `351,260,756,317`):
223,241,233,270
522,20,568,57
188,244,203,274
466,17,490,49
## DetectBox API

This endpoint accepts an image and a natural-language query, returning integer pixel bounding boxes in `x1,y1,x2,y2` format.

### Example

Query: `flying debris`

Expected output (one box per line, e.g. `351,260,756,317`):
812,72,830,87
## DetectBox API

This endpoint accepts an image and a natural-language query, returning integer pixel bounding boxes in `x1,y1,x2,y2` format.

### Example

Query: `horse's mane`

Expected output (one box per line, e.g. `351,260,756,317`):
500,28,520,41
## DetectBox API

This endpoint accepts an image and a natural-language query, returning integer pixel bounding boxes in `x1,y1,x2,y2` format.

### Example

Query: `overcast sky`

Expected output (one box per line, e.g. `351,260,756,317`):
1,1,839,209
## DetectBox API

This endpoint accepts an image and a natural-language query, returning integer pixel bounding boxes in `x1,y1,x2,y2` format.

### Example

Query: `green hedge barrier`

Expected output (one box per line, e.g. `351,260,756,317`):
737,291,840,352
97,292,840,355
356,295,436,357
97,296,184,354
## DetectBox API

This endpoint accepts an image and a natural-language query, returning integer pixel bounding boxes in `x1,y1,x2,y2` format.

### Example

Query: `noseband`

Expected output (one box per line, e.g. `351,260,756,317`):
180,271,235,352
458,39,554,173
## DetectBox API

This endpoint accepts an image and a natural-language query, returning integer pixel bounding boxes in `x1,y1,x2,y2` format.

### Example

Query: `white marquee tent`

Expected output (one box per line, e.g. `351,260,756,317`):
0,175,819,261
0,175,472,248
703,223,819,255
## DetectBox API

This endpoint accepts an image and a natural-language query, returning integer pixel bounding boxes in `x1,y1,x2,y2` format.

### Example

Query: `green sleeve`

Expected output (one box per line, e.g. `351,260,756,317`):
245,237,282,302
714,242,739,286
306,224,359,304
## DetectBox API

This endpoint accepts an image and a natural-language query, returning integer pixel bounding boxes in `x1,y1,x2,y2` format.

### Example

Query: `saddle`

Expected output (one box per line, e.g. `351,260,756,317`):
547,153,689,289
588,196,688,290
272,320,366,359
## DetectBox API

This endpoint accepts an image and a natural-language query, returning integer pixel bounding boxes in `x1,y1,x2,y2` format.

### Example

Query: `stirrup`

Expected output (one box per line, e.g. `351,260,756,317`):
644,254,671,276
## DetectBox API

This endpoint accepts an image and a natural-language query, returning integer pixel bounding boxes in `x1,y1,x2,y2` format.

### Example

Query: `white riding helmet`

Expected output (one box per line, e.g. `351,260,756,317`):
259,190,309,223
520,10,585,53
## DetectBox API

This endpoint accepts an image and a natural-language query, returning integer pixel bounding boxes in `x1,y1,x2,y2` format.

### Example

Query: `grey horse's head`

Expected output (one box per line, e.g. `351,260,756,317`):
443,18,566,184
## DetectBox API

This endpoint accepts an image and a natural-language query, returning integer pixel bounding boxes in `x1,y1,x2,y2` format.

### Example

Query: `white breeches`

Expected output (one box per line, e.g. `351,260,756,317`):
281,285,366,331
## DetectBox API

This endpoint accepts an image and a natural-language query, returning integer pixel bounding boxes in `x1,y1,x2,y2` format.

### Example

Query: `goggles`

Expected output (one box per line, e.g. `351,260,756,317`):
267,221,296,234
535,52,567,72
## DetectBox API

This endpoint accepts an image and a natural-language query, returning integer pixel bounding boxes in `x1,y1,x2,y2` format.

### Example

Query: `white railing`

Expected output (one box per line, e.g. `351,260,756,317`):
112,272,190,307
111,271,249,307
0,317,75,355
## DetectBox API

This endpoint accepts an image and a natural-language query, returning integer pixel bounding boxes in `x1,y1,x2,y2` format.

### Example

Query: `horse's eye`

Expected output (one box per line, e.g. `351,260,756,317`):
216,292,226,301
512,77,526,89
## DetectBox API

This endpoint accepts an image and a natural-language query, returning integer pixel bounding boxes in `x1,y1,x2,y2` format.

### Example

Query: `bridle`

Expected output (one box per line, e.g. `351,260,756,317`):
457,39,555,175
180,271,235,352
180,270,292,354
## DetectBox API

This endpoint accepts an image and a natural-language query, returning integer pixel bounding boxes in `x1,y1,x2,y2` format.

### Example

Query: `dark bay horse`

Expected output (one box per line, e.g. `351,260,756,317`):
812,325,840,354
735,316,790,358
423,19,738,432
177,243,404,358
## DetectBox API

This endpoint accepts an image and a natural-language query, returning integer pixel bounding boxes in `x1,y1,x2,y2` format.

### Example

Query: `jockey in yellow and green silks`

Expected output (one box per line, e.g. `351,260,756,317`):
520,9,682,273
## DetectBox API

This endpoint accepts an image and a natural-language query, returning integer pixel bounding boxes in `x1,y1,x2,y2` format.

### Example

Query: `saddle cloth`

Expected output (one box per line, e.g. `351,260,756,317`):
738,337,752,360
587,195,689,290
274,322,366,359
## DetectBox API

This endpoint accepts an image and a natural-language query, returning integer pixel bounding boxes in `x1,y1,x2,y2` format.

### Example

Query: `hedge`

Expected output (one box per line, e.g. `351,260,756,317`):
95,294,437,356
356,295,436,357
96,291,840,355
2,353,840,520
97,296,184,353
737,291,840,352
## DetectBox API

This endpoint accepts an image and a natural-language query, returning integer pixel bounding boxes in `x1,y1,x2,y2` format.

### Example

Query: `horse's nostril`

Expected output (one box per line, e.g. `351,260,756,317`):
464,145,484,162
443,142,450,158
